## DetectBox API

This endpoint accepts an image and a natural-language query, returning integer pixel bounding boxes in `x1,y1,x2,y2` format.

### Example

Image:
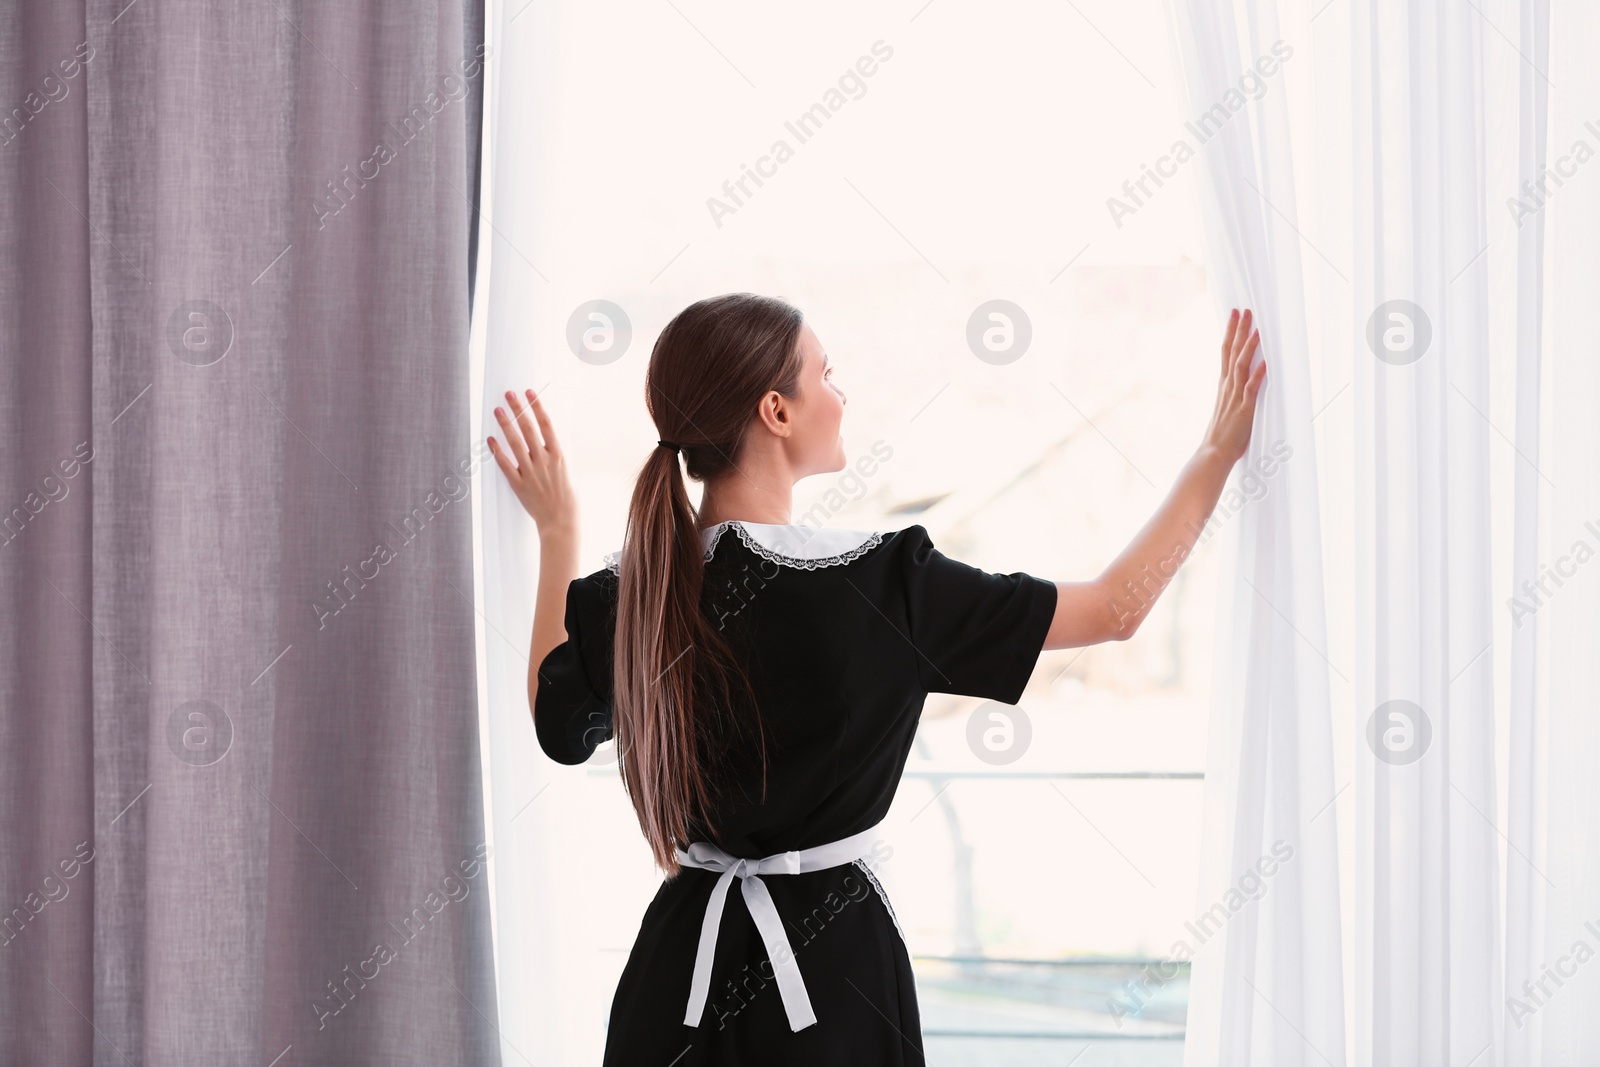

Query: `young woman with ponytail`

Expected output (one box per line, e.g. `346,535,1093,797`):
488,294,1265,1065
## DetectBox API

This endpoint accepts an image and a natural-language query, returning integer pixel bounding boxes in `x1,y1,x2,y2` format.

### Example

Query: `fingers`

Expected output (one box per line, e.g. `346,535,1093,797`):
524,388,561,457
1221,308,1241,376
1230,310,1258,387
1245,357,1267,403
493,401,531,470
489,387,559,483
486,434,519,481
506,389,543,458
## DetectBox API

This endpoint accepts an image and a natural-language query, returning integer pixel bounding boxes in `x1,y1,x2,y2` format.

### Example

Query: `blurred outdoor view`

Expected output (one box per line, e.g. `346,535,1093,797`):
474,0,1233,1062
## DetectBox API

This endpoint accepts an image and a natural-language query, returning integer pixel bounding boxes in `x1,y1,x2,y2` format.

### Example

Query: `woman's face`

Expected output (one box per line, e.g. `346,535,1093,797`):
787,321,847,475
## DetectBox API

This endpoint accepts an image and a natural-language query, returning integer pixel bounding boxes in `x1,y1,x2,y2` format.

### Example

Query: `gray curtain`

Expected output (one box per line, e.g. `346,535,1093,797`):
1,2,498,1064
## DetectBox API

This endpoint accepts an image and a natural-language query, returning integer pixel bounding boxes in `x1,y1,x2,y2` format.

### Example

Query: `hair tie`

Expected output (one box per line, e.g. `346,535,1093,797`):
657,439,682,453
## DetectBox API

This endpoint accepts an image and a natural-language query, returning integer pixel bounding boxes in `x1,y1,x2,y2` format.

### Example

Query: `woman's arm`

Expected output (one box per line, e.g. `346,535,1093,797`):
1043,307,1265,650
527,527,580,714
487,387,581,720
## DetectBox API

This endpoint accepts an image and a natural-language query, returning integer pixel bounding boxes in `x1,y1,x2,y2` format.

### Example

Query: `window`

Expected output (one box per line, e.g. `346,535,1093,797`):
477,1,1221,1061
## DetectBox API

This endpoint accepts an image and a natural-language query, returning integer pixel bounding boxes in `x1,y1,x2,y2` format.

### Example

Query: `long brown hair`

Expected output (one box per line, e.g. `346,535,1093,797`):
614,293,806,875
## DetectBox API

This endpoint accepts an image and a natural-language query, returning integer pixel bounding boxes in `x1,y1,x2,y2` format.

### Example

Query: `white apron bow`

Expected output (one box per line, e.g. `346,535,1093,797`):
675,821,885,1032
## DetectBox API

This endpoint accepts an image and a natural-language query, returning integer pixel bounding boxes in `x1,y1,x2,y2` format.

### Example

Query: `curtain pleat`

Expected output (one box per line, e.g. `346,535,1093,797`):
1349,3,1504,1061
474,0,602,1058
1160,2,1348,1063
0,3,97,1059
1517,2,1600,1061
1503,0,1550,1064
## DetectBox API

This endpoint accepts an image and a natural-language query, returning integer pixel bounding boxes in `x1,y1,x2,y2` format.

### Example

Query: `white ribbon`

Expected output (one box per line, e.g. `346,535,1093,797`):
675,821,885,1032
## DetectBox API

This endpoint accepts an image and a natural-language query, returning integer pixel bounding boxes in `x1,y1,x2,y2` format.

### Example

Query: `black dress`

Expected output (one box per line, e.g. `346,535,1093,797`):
534,520,1058,1066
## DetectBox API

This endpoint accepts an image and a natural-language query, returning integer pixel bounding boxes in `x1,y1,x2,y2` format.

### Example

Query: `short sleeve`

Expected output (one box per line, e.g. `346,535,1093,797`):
533,571,616,765
899,524,1058,704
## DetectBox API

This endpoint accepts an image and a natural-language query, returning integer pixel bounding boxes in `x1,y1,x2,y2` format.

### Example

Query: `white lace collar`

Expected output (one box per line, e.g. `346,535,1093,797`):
602,520,888,574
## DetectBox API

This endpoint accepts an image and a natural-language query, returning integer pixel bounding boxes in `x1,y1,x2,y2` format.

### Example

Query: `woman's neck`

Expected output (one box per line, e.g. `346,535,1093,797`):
697,488,793,529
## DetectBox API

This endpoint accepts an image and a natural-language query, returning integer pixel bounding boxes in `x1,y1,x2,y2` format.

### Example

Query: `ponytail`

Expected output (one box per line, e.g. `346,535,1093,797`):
611,294,804,874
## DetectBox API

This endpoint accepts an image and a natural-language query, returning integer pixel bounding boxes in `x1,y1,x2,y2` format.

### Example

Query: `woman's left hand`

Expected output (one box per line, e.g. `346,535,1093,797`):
1202,307,1267,462
489,388,578,537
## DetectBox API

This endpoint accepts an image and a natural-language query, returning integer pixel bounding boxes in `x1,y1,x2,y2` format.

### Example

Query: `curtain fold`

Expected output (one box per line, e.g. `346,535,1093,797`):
0,2,96,1057
1348,2,1503,1062
1502,0,1550,1064
474,0,597,1060
0,2,497,1064
1511,1,1600,1061
1160,3,1347,1064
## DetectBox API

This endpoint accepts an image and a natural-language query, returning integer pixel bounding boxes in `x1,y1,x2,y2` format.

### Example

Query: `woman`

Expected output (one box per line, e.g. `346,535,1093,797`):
487,293,1265,1065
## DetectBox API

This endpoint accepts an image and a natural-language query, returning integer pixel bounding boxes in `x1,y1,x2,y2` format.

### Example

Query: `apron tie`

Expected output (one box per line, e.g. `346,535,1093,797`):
675,821,886,1032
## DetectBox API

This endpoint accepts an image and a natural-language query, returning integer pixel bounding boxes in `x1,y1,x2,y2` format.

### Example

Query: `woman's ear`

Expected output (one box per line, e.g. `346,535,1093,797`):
756,390,790,435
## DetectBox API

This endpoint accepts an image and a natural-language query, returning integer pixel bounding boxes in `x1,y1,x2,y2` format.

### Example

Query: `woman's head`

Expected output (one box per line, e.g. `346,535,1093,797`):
613,293,841,875
645,293,845,484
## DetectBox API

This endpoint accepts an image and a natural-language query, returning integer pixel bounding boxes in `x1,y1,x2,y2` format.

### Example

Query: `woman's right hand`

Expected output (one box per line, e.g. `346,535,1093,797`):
1201,307,1266,464
489,388,578,537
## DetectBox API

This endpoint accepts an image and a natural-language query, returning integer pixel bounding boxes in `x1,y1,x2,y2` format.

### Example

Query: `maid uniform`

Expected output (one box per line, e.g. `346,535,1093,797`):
534,519,1058,1066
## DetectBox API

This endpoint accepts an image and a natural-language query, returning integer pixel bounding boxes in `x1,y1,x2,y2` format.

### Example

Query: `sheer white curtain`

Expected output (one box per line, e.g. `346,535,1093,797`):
1165,0,1600,1064
1160,2,1346,1064
1348,3,1505,1062
474,0,610,1063
1509,2,1600,1063
1502,1,1550,1064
